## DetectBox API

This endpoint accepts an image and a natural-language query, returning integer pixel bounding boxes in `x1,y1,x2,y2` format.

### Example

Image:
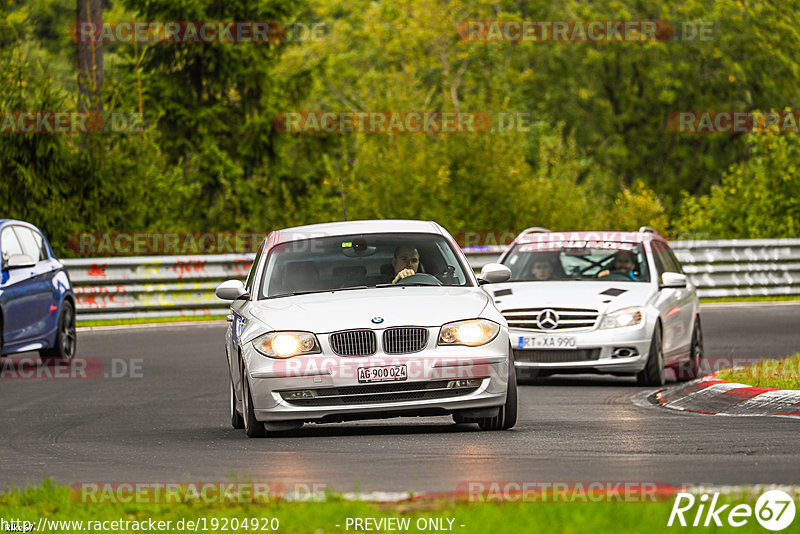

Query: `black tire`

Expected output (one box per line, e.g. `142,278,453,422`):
40,300,76,361
230,374,245,429
478,347,518,430
679,316,704,381
241,364,266,438
637,322,666,386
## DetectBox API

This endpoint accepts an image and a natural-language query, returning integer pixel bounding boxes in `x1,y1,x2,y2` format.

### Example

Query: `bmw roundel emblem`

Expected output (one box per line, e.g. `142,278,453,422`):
371,317,384,324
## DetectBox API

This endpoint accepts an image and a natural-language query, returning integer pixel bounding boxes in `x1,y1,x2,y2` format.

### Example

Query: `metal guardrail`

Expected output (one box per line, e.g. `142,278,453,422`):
671,239,800,298
64,254,255,321
63,239,800,320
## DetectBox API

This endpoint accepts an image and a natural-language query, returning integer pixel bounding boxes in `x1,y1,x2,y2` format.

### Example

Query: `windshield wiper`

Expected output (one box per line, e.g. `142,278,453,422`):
267,286,369,299
375,282,441,288
267,290,323,299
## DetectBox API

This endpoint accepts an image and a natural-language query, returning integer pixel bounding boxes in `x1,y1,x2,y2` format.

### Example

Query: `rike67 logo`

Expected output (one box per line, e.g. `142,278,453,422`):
668,490,796,531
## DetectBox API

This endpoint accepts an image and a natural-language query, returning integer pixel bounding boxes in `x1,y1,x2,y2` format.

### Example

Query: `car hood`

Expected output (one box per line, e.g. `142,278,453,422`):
247,286,491,333
489,281,656,316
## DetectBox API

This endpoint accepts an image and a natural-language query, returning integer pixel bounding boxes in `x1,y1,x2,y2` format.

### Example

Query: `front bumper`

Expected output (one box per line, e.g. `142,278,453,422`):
241,333,510,423
510,322,652,374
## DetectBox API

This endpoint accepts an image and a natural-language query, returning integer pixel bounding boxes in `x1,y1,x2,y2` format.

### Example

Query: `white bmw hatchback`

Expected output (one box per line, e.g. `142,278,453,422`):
491,227,703,386
216,220,517,437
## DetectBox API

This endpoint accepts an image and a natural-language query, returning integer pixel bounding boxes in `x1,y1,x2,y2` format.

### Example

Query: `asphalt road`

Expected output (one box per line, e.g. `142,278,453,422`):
1,303,799,494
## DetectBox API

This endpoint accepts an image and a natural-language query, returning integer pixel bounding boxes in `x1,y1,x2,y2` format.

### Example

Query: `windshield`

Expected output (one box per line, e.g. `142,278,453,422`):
501,241,650,283
259,232,472,298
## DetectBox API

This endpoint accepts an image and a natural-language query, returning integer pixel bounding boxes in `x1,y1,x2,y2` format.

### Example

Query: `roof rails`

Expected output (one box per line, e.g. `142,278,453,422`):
520,227,551,235
638,226,660,235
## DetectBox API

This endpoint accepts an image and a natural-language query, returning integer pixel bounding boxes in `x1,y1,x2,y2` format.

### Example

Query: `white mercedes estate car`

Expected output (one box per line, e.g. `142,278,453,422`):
491,227,703,386
216,220,517,437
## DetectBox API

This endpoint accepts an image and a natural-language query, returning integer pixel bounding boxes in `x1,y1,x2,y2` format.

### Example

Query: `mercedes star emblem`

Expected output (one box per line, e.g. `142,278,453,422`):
536,309,559,330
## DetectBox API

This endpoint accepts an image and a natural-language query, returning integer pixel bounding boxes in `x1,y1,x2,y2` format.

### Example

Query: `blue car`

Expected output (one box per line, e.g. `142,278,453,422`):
0,219,76,361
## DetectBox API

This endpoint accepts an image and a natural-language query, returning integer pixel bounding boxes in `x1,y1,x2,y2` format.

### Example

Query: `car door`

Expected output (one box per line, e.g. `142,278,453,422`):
665,245,696,352
651,241,689,362
15,226,59,339
1,226,42,346
228,242,263,395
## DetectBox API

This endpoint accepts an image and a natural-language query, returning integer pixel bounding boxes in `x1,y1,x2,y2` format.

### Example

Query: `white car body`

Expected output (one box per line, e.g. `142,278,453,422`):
218,220,517,437
491,228,702,385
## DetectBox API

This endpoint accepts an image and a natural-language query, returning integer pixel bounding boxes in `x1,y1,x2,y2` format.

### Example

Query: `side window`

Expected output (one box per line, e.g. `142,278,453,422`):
1,227,24,265
650,242,670,284
245,242,265,292
666,247,684,274
14,227,46,262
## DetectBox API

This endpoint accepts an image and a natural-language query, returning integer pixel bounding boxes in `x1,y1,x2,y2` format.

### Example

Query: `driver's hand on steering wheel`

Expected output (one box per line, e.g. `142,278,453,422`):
597,269,611,277
392,268,416,284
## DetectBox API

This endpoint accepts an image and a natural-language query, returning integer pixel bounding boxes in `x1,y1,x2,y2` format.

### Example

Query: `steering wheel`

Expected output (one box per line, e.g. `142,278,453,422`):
395,273,443,286
601,271,635,281
436,265,457,284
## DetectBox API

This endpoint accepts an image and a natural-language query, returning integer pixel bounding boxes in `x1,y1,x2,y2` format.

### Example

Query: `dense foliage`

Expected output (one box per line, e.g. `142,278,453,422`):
2,0,799,256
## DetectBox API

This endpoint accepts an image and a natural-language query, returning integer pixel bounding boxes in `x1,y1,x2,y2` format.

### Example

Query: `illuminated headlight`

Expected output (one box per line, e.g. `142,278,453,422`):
600,307,644,329
253,332,320,358
438,319,500,347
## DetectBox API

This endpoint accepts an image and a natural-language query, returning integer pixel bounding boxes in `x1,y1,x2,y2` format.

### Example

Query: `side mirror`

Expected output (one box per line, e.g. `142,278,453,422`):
215,279,249,301
661,272,687,289
478,263,512,285
5,254,36,270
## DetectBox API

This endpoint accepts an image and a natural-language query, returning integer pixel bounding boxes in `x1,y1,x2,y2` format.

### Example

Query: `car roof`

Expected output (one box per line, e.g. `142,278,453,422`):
272,219,445,242
0,219,40,232
513,229,668,245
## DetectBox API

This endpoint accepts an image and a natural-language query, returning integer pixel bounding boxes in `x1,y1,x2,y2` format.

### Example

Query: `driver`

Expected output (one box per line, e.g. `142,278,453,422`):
391,245,420,284
529,255,555,281
598,250,637,280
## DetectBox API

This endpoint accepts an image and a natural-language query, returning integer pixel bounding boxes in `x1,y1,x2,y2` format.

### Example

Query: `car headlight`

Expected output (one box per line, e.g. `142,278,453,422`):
438,319,500,347
600,307,644,329
253,332,320,358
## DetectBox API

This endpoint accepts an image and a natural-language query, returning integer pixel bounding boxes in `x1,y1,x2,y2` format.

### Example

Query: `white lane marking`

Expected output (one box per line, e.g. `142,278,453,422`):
700,300,800,309
78,320,227,332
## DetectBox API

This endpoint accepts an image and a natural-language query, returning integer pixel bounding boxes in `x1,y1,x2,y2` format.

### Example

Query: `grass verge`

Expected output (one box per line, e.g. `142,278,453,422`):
0,482,794,534
700,295,800,304
716,354,800,390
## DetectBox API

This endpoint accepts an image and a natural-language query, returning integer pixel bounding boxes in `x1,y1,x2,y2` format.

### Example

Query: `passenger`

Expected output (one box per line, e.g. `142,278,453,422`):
391,245,420,284
598,250,637,280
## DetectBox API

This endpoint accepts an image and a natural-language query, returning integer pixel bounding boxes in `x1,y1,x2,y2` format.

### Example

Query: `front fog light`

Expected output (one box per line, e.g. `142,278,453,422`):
253,332,320,358
446,379,483,389
284,390,317,399
438,319,500,347
601,307,644,329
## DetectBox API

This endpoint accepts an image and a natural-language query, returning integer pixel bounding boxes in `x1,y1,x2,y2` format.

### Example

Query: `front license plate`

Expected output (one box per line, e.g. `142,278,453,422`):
358,365,408,383
517,335,578,349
